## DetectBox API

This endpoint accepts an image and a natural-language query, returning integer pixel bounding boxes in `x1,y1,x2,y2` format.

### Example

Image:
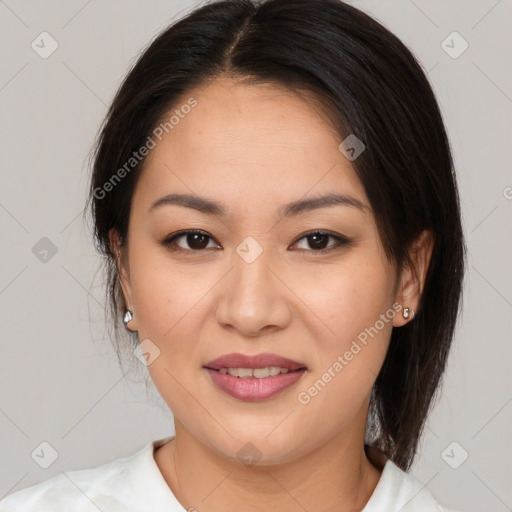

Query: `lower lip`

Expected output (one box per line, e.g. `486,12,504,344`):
204,368,306,401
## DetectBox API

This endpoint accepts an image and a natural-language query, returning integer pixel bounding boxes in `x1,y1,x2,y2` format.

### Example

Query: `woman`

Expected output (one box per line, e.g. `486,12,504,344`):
0,0,465,510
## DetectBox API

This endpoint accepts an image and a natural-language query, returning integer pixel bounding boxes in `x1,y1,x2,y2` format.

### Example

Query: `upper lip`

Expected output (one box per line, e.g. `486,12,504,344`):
204,352,307,371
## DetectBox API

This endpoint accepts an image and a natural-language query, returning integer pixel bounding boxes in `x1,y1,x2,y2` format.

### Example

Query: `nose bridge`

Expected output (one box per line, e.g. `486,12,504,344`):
215,234,291,334
231,234,277,300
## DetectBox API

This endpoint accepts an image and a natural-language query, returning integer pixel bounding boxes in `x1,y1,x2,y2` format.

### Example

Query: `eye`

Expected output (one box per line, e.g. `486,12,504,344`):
292,230,351,254
161,230,219,253
161,229,351,254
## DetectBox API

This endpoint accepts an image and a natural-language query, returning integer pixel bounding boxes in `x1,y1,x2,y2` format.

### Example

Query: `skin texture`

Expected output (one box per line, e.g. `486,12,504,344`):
110,76,433,512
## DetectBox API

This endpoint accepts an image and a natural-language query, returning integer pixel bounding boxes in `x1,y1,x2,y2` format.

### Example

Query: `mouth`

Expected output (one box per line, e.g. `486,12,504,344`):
203,352,308,401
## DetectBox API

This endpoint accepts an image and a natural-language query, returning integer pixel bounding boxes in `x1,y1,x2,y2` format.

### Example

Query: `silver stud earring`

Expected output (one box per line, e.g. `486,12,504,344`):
402,307,415,320
123,309,134,325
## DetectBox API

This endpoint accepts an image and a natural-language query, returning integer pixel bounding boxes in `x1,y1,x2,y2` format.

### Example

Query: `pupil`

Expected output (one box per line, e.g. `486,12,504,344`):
189,233,208,249
310,234,328,249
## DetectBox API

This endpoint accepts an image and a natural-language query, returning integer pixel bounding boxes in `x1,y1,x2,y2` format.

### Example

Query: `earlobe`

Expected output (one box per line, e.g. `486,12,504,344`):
393,229,434,327
123,309,137,332
109,228,137,331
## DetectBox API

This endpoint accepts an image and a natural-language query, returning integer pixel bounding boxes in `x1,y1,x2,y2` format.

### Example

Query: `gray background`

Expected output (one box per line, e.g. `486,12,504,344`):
0,1,511,510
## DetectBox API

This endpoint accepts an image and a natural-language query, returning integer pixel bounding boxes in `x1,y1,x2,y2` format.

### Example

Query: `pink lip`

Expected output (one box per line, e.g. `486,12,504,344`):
203,352,308,402
203,352,307,371
204,368,307,401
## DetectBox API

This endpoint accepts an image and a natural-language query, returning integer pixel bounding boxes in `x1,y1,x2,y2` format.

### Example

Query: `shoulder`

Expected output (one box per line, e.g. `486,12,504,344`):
364,452,463,512
0,441,157,512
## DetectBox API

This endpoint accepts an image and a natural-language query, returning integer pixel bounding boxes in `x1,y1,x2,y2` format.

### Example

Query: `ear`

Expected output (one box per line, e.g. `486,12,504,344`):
393,229,434,327
109,228,138,332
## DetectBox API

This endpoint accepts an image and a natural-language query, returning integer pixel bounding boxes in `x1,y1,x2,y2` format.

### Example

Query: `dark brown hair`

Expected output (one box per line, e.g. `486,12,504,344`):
85,0,465,471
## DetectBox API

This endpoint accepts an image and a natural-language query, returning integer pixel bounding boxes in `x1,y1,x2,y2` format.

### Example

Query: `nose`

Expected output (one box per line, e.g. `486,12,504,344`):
214,239,292,337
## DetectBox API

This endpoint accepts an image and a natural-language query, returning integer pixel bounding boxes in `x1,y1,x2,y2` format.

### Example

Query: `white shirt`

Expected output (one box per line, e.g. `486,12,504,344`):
0,436,460,512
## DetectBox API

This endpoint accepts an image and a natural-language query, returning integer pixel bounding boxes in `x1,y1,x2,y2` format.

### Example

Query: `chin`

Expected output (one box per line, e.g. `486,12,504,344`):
199,427,306,468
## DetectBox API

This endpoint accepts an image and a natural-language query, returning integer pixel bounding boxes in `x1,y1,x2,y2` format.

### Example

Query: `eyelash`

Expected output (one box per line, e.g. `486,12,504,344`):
160,229,351,255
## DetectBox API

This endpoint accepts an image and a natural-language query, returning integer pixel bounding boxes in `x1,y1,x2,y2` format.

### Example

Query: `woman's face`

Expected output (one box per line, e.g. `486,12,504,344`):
114,76,406,464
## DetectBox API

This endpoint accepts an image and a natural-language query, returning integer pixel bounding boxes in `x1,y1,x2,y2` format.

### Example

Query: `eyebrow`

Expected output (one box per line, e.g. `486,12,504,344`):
149,192,369,218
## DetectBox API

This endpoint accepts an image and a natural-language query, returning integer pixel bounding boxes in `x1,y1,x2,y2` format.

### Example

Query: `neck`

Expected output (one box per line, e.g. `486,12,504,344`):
154,419,383,512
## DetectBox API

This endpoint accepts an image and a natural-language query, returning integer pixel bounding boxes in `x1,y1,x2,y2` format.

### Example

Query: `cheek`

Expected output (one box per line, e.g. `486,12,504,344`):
128,246,214,339
295,253,396,341
295,253,396,400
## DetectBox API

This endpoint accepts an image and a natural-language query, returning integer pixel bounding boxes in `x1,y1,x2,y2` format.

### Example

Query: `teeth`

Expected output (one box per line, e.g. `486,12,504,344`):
218,366,293,378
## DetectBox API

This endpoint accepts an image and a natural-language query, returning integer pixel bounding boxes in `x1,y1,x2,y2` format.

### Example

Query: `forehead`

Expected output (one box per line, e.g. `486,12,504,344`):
134,77,368,214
